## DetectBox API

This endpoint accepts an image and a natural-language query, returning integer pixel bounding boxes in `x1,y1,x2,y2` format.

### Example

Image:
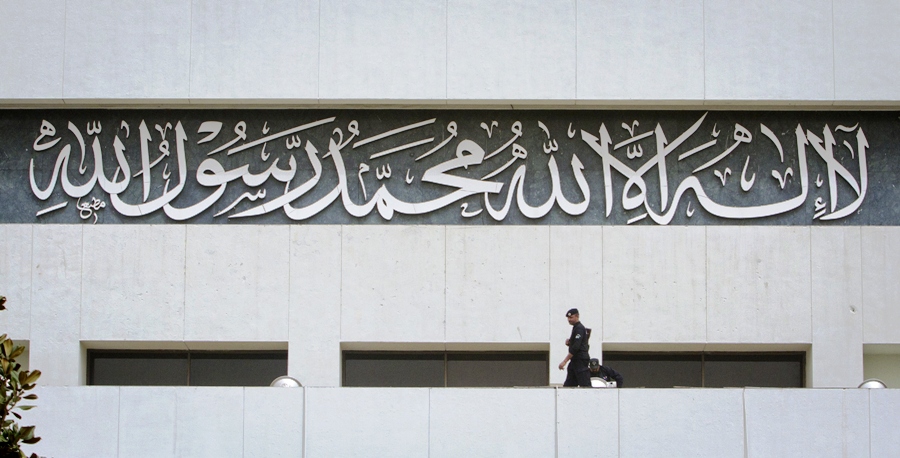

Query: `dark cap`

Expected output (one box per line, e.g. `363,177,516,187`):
565,308,579,317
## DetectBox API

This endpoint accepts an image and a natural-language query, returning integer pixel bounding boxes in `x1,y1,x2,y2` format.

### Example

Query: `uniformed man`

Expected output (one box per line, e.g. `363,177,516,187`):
588,358,624,388
558,308,591,387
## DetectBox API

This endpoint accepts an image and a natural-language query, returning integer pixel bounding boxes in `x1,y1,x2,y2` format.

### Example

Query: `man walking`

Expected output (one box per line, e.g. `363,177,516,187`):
558,308,591,387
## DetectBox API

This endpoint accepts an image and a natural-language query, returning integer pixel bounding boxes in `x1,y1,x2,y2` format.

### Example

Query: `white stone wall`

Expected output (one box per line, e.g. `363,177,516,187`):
3,224,899,388
2,1,899,455
18,386,899,458
1,0,899,105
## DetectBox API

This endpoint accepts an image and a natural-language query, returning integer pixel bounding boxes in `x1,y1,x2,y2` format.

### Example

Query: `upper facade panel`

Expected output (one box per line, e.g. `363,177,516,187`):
1,0,897,105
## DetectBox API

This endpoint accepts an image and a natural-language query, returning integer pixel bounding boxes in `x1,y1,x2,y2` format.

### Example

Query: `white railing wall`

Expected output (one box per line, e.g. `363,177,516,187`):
19,386,900,458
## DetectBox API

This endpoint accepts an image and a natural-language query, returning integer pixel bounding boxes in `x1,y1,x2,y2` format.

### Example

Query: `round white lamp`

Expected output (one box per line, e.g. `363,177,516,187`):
270,376,302,387
858,378,887,389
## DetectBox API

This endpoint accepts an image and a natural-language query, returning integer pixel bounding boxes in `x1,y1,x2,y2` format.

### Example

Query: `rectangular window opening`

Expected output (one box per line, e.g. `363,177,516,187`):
87,350,287,387
863,345,900,389
342,351,549,388
602,351,805,388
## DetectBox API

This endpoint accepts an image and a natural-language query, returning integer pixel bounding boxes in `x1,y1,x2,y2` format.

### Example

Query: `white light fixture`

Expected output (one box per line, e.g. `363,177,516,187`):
858,379,887,389
270,376,302,387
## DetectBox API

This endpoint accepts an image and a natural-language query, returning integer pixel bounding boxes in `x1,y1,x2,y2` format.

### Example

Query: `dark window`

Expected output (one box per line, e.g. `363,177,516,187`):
703,353,804,388
90,352,189,386
88,350,287,386
602,352,805,388
189,352,288,387
342,351,549,387
600,353,702,388
446,353,548,387
342,353,445,387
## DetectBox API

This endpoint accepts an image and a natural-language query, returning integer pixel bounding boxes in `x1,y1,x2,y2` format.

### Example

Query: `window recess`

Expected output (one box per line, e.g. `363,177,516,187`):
601,351,805,388
342,351,549,387
87,350,287,387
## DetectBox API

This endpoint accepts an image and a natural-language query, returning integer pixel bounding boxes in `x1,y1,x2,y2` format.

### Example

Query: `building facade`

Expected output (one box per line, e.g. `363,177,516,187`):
1,0,899,456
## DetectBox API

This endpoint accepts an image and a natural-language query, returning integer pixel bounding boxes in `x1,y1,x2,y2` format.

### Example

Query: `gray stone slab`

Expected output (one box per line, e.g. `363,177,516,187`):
0,110,894,225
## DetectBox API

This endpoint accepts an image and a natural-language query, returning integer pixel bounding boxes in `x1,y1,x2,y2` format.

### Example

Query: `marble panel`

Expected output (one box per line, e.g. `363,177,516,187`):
871,389,900,457
619,388,744,457
576,0,704,102
174,387,244,457
63,0,191,100
30,225,82,386
557,388,619,458
289,225,342,387
243,387,304,458
0,0,66,101
0,225,32,339
833,0,900,102
704,0,834,101
707,227,812,343
744,388,869,457
445,226,550,342
184,225,289,341
189,0,319,100
341,225,446,342
305,387,429,457
447,0,576,101
429,388,556,457
23,386,119,458
603,226,707,343
861,227,900,343
810,227,863,387
319,0,446,101
118,386,177,458
81,225,185,341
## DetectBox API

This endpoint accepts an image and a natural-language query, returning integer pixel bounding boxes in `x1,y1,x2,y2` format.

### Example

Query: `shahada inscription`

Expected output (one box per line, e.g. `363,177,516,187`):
0,110,896,225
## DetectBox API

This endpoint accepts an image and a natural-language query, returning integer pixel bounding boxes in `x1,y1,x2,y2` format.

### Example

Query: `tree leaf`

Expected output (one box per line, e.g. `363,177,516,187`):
9,346,24,359
23,371,41,385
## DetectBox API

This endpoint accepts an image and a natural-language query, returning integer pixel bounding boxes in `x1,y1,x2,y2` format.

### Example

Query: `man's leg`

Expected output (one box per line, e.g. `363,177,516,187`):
572,359,591,387
576,368,592,387
563,364,577,387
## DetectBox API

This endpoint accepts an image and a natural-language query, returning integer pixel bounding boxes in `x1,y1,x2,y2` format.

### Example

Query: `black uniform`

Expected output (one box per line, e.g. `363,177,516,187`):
564,321,591,387
591,365,624,388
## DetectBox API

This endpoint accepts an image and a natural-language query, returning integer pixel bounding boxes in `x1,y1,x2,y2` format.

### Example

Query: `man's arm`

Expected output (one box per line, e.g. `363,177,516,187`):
559,325,579,370
558,352,572,370
567,323,584,356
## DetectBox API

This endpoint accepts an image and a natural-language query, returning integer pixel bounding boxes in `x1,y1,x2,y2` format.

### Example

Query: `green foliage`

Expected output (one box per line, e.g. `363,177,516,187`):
0,296,40,458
